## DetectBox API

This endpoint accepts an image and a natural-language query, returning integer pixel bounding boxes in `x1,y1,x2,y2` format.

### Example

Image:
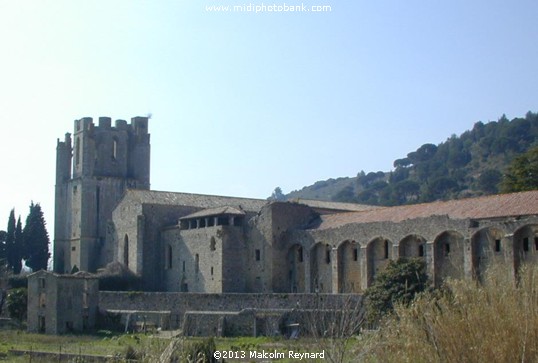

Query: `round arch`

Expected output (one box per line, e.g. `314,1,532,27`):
337,240,361,293
287,244,306,293
513,224,538,270
310,242,332,293
471,226,506,280
433,230,465,286
398,234,427,259
366,237,393,286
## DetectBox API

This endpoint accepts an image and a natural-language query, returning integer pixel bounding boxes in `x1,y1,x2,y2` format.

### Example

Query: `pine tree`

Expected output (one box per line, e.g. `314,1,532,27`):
501,146,538,193
22,202,50,271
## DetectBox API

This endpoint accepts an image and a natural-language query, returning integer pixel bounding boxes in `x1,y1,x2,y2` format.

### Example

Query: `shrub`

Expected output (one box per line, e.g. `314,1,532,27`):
7,287,27,321
124,345,141,360
97,262,142,291
8,275,28,289
364,258,429,323
171,337,217,363
366,263,538,362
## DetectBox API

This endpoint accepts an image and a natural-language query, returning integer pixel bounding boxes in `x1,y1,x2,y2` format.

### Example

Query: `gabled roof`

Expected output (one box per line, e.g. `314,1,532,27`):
290,199,380,213
180,206,246,220
120,189,379,214
314,190,538,230
121,189,267,212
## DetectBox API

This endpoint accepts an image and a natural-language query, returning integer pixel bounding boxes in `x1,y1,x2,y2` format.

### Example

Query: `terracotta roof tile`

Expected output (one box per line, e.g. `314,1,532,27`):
315,191,538,230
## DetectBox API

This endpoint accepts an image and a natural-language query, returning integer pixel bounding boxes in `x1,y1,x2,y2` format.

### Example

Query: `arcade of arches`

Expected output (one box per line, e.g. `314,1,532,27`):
285,224,538,293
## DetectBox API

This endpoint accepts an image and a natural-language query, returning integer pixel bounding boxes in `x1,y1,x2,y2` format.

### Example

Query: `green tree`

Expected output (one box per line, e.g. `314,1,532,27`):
332,185,355,203
478,169,502,193
22,202,50,271
364,258,429,323
501,146,538,193
0,230,6,265
7,288,27,321
268,187,286,201
5,209,21,274
393,180,420,203
14,217,23,274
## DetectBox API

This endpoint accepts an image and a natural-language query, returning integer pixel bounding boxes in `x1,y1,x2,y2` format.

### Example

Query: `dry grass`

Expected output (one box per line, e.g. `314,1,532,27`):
364,263,538,362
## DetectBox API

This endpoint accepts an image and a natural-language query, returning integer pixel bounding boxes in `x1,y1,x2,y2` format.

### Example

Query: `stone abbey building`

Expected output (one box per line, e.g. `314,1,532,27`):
54,117,538,293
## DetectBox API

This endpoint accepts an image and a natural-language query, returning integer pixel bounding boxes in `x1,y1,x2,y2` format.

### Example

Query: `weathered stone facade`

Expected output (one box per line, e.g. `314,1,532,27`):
54,117,150,274
54,117,538,295
27,270,99,334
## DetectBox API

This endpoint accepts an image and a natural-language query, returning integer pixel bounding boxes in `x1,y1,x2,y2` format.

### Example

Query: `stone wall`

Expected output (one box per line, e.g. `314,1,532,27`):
28,271,99,334
54,117,150,274
99,292,361,332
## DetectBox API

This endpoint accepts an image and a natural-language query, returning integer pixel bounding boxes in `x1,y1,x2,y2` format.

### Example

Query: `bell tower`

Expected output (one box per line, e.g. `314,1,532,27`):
54,116,150,273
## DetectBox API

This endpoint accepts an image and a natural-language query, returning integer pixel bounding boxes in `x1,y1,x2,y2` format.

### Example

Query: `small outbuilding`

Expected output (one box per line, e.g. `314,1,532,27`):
27,270,99,334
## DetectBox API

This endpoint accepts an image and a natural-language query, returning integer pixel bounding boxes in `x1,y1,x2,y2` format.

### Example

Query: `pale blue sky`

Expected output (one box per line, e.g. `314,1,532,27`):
1,1,538,234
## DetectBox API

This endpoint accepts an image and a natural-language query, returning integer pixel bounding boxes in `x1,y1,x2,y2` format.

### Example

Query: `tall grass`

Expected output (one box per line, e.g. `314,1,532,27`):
365,263,538,362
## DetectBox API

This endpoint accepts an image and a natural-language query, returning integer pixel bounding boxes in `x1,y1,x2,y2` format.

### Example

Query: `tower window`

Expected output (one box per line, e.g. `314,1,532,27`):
535,237,538,251
523,237,529,252
195,254,199,273
326,248,331,264
255,249,261,261
112,137,118,160
384,240,389,259
495,239,501,253
75,137,81,166
298,247,303,262
444,243,450,256
353,248,358,261
419,244,424,257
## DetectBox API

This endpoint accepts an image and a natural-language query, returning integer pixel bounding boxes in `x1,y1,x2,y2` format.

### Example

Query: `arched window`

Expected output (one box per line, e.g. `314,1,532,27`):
123,235,129,267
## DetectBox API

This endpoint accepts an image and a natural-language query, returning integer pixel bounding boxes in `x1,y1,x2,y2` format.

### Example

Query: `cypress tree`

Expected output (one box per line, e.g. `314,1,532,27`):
23,202,50,271
5,209,19,274
14,217,23,274
0,230,6,265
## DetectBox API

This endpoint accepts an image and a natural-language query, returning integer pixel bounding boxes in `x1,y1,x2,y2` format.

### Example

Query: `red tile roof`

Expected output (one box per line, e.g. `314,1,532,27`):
314,190,538,230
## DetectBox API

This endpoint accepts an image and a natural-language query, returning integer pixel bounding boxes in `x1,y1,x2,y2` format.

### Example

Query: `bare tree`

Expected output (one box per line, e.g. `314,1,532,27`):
303,294,364,363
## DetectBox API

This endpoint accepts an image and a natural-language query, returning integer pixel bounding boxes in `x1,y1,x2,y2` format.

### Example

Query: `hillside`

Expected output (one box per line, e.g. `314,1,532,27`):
285,112,538,206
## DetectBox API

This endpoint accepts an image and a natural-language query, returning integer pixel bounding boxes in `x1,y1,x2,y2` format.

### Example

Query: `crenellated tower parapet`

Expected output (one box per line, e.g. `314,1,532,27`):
54,116,151,274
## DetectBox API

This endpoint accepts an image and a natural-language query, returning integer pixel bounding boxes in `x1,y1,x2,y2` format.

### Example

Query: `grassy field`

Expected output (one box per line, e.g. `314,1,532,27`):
4,262,536,362
0,330,356,362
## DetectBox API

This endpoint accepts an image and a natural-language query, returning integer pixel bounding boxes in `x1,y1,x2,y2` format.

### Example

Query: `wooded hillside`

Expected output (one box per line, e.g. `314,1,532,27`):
285,112,538,206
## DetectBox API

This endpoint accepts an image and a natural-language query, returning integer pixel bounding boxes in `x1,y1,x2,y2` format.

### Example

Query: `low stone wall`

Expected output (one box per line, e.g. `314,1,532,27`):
99,292,362,335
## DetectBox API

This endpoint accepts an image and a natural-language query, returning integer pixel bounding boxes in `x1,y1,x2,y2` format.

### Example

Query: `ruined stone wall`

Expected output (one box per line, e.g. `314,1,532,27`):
98,292,361,330
28,272,99,334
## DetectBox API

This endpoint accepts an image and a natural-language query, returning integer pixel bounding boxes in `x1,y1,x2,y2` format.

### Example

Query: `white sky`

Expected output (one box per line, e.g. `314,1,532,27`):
1,1,538,236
